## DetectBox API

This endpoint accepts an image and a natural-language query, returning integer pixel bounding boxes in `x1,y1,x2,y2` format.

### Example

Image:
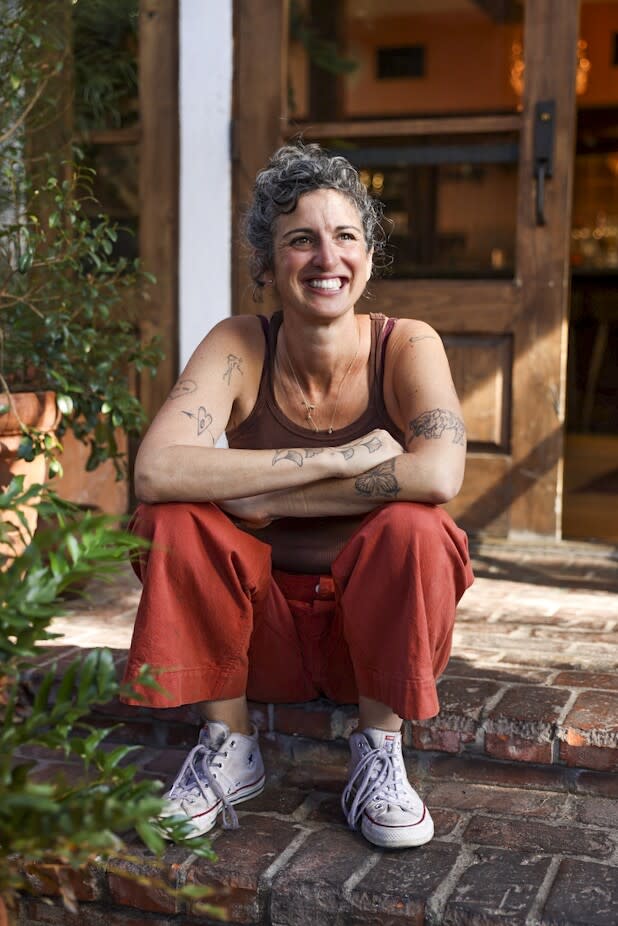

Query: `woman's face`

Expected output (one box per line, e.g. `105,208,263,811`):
271,188,373,321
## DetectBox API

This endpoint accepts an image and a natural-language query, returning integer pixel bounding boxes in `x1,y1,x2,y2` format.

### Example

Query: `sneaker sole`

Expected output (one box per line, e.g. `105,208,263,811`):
161,774,266,839
361,809,434,849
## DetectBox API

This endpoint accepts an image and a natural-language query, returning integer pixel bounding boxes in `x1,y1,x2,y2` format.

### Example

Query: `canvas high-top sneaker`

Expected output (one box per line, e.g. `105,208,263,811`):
159,720,265,837
341,727,434,848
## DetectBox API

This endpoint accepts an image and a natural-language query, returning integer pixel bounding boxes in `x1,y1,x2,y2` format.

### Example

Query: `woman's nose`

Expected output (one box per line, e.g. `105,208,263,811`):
313,237,337,269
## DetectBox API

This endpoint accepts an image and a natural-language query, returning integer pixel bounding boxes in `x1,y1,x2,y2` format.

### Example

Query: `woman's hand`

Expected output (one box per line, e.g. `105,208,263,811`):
219,494,275,529
333,428,405,477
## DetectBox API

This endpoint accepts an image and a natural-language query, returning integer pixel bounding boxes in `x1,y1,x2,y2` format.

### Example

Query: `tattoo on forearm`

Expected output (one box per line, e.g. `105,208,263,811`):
337,435,382,461
182,406,213,438
223,354,243,386
169,378,197,399
407,409,465,446
361,436,382,453
355,460,400,497
409,335,438,345
273,449,303,467
304,448,324,458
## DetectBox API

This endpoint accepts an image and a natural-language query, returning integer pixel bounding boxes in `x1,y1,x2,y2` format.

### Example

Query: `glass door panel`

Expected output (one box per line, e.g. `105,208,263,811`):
289,0,526,123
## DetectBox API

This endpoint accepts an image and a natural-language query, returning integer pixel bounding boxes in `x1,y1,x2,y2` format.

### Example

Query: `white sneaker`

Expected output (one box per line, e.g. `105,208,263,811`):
341,728,434,849
159,721,265,838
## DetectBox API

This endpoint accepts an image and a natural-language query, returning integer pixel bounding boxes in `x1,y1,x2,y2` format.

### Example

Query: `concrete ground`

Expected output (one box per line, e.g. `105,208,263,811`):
15,538,618,926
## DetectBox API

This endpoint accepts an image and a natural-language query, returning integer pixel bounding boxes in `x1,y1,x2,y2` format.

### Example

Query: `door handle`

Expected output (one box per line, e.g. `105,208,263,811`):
533,100,556,226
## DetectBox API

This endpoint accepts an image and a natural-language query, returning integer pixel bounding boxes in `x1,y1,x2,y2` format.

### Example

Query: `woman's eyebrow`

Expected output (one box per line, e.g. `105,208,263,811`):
281,227,313,239
281,224,362,239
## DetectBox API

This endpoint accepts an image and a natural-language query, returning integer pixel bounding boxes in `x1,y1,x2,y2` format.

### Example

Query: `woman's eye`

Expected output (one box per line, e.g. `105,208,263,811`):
291,235,311,246
340,232,356,241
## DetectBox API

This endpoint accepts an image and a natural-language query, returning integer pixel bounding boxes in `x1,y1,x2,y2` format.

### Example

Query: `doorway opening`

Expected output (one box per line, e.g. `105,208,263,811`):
563,0,618,544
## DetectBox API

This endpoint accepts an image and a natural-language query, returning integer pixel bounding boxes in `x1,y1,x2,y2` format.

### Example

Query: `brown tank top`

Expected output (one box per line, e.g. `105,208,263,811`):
226,310,403,573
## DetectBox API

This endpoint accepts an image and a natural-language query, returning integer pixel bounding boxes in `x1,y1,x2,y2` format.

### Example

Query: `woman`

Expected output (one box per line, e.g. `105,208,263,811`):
124,143,473,850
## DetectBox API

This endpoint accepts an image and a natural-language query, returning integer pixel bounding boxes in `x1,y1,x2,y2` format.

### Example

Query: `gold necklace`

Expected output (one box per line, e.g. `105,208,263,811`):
284,322,361,434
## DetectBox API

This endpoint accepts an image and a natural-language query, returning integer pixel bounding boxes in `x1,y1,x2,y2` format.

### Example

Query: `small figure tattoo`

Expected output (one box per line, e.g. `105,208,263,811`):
223,354,243,386
182,406,213,437
408,408,465,446
272,449,303,467
355,460,400,498
169,378,197,399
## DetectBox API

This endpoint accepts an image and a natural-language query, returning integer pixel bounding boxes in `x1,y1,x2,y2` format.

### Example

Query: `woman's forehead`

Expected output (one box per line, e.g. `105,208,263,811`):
276,188,362,230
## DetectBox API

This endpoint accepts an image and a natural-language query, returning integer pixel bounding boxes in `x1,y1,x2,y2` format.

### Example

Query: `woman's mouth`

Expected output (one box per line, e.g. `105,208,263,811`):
306,277,345,292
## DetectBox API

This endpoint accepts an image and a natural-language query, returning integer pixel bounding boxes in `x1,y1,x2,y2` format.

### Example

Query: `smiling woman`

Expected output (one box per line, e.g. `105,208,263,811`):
122,142,473,852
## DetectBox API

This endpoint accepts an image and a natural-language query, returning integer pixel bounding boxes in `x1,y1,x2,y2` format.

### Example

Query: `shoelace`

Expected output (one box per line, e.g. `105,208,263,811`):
168,743,239,829
341,745,417,830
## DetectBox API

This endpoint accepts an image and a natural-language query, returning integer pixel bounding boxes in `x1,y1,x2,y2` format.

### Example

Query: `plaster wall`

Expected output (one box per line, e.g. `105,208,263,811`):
179,0,233,370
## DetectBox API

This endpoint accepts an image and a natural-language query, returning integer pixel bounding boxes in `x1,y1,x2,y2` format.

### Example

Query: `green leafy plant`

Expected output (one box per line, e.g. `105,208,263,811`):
73,0,139,132
0,5,217,921
0,480,218,918
0,0,161,478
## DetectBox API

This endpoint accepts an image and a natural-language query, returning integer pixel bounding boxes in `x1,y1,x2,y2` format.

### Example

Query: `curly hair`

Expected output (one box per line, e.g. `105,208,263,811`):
244,142,388,298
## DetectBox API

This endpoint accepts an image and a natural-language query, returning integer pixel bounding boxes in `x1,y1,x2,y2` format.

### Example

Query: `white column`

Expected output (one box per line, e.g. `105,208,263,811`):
179,0,233,369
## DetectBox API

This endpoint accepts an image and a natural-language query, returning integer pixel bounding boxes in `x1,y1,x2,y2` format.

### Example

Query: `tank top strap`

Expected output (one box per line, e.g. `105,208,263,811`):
248,312,276,414
368,312,397,408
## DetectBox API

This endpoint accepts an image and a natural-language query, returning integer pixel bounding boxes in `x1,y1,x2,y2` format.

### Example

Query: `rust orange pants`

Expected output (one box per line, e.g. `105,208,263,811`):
122,502,473,721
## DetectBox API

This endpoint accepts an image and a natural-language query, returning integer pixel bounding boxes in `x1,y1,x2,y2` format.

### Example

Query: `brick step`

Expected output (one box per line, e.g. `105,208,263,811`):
17,735,618,926
78,649,618,775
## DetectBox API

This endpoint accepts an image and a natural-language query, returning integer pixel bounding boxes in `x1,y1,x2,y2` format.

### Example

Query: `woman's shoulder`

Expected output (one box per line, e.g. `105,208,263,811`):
190,313,266,361
373,315,441,348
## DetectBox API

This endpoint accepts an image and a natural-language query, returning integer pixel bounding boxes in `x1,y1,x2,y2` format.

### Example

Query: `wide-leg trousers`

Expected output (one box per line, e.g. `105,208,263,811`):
121,502,474,721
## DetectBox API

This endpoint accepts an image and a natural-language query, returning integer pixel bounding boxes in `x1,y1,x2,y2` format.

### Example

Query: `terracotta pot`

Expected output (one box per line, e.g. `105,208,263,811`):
0,391,59,557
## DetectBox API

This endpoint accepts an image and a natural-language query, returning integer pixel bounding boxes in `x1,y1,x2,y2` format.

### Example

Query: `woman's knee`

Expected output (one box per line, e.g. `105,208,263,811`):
131,501,225,542
367,501,445,544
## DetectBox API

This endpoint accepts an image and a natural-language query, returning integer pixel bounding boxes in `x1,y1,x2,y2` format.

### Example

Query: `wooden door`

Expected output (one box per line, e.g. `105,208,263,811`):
233,0,580,539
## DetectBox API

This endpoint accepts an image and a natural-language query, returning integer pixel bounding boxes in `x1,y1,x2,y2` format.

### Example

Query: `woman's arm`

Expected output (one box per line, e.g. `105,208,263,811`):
220,431,459,521
221,320,466,521
136,429,403,504
135,315,403,503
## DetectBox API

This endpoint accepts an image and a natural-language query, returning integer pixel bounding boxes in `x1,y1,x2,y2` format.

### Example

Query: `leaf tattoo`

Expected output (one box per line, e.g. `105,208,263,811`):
361,436,382,453
355,460,400,497
182,406,213,437
408,408,465,446
304,448,324,458
272,449,304,467
338,447,355,460
169,378,197,399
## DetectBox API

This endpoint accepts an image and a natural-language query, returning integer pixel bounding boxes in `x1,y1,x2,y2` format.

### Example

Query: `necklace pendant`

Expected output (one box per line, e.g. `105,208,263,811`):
328,427,333,434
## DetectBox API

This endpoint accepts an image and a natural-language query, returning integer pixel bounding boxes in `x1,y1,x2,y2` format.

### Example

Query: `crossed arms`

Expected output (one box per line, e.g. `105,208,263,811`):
134,316,467,523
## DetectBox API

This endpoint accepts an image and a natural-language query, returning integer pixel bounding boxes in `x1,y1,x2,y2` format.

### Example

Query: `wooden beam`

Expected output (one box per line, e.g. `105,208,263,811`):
288,114,522,140
470,0,524,23
510,0,580,537
138,0,179,420
232,0,288,317
308,0,344,122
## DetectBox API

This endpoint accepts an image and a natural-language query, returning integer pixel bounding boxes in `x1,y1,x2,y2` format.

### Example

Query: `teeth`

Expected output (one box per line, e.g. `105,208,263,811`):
308,278,342,290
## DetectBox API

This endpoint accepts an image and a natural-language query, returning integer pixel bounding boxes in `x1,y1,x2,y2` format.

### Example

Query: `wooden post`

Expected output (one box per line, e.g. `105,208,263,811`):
232,0,288,317
510,0,580,537
138,0,179,419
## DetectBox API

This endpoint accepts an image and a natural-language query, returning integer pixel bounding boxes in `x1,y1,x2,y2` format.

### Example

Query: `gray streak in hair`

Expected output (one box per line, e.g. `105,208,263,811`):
243,142,389,300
